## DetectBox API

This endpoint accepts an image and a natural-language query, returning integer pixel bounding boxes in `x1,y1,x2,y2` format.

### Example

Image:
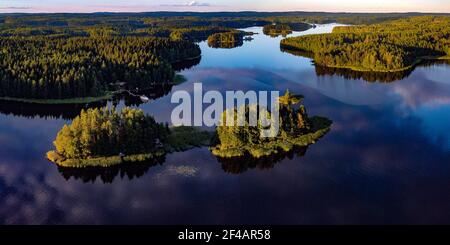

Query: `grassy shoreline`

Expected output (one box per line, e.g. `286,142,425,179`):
47,126,214,168
0,93,114,105
320,56,450,73
211,116,332,159
47,150,166,168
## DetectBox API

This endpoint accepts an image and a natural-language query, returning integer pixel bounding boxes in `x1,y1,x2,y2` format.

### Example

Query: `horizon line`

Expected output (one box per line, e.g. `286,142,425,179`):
1,10,450,14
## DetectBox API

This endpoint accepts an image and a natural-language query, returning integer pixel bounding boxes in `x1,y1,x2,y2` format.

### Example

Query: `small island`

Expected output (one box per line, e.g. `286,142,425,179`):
263,24,293,37
211,91,332,158
263,23,312,37
281,16,450,73
207,31,245,49
47,107,212,168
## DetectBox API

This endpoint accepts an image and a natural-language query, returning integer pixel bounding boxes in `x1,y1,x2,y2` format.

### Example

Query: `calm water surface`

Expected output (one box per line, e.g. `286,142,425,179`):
1,24,450,224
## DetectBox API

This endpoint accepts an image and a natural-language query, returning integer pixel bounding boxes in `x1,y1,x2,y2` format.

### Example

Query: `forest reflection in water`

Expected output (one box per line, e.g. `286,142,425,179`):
314,65,414,83
281,47,450,83
207,39,244,49
0,57,202,120
57,155,166,184
0,100,107,120
171,56,202,72
55,146,310,183
218,147,308,174
0,84,172,120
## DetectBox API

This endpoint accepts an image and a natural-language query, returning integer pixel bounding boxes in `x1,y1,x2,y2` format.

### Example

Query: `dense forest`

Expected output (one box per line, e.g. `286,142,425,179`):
286,22,314,32
2,13,449,101
207,31,245,48
168,27,231,41
281,16,450,72
211,91,332,158
0,13,305,102
48,107,170,161
0,12,442,30
0,36,200,100
1,12,437,38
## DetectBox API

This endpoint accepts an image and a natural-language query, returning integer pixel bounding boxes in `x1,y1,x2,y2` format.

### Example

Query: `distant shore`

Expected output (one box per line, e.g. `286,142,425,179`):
280,43,450,73
0,73,188,105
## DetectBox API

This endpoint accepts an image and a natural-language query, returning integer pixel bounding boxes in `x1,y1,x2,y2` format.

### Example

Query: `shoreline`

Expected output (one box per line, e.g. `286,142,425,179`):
47,125,214,168
0,93,114,105
0,55,198,105
318,56,450,73
280,44,450,73
170,54,202,64
47,150,166,168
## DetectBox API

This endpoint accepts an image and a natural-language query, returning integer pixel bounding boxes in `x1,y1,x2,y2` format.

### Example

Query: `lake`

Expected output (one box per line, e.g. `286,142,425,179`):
1,24,450,224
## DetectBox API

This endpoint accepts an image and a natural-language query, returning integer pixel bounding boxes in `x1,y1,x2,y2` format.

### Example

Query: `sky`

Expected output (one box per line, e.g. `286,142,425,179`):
1,0,450,13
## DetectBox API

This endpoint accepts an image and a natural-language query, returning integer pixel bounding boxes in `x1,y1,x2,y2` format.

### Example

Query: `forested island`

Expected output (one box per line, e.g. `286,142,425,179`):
47,107,213,168
281,16,450,72
263,24,293,37
263,23,312,37
207,31,246,48
211,91,332,158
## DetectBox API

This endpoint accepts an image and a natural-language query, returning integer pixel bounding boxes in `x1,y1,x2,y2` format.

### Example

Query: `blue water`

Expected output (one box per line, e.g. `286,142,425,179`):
0,24,450,224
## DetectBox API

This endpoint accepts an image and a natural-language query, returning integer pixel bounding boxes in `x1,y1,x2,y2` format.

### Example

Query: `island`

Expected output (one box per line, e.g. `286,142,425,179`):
263,24,293,37
210,91,332,158
281,16,450,72
263,22,312,37
47,107,213,168
207,31,245,49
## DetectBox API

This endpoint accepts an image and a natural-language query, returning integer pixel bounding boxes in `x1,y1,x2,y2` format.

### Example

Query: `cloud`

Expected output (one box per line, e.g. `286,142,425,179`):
393,78,450,109
186,1,210,7
0,7,32,10
160,1,211,7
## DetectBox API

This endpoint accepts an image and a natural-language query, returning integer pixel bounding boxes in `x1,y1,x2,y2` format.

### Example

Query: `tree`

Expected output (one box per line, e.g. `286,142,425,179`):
52,107,169,159
279,90,304,133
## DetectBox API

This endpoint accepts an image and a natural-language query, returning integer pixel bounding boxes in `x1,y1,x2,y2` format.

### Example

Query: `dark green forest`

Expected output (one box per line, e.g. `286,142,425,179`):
281,16,450,72
1,13,449,101
48,107,169,162
0,36,200,100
